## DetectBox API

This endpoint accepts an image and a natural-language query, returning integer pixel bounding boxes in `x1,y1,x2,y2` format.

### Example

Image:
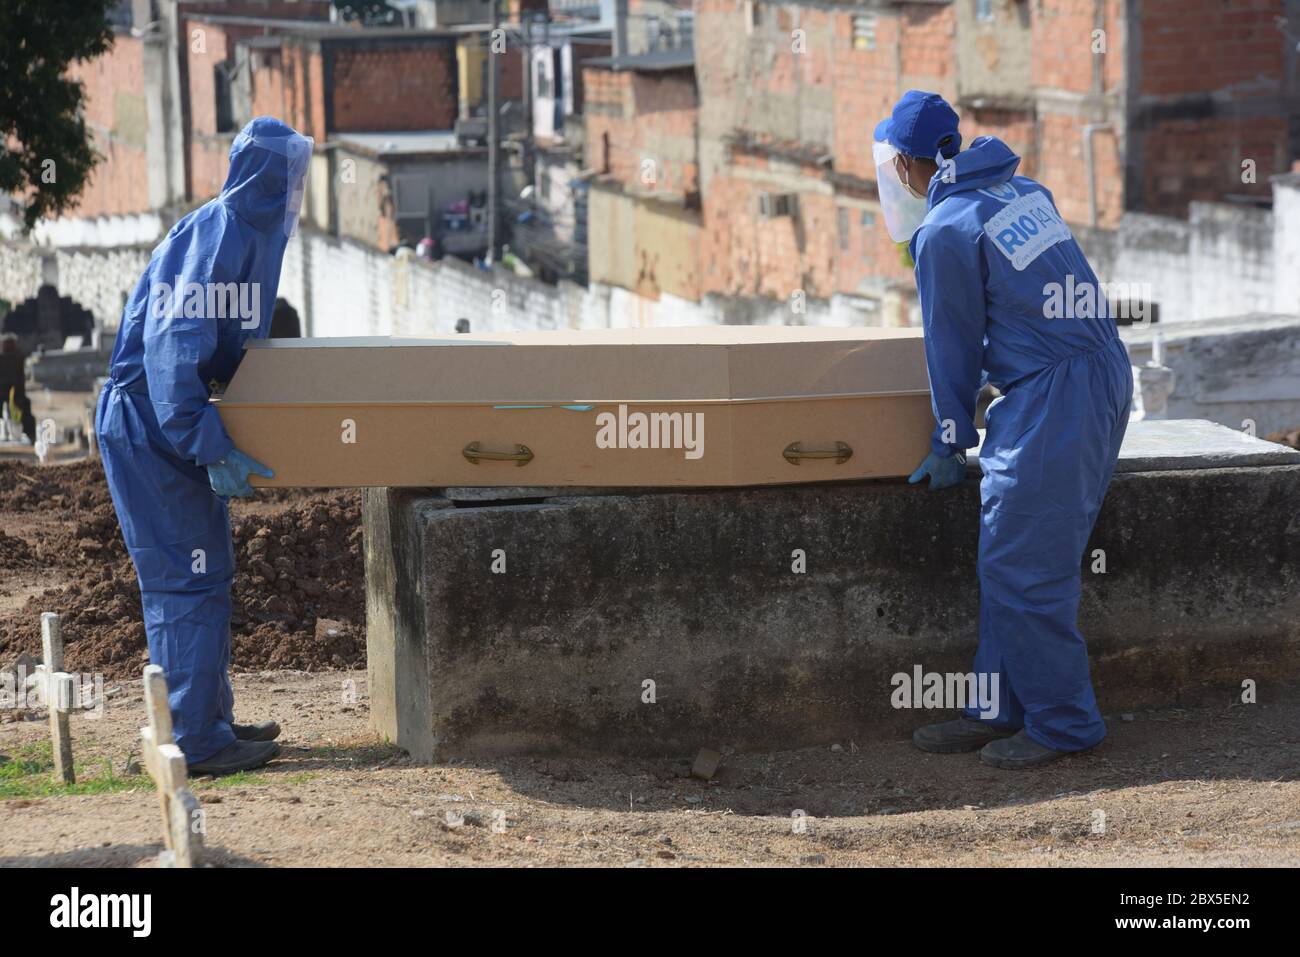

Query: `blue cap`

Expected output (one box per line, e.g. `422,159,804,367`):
874,90,962,159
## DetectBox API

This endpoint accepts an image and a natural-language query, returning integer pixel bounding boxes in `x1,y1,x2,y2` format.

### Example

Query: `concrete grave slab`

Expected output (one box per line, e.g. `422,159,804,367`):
970,418,1300,472
366,421,1300,760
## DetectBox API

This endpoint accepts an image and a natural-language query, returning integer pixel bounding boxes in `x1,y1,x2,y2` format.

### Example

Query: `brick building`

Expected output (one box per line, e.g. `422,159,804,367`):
37,0,522,229
591,0,1299,324
583,49,701,301
65,33,155,218
185,19,478,203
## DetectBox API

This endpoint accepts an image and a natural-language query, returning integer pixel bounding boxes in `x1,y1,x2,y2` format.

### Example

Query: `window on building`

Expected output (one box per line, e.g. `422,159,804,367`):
214,62,234,133
392,172,432,244
975,0,995,23
853,13,876,51
758,192,799,219
837,207,850,250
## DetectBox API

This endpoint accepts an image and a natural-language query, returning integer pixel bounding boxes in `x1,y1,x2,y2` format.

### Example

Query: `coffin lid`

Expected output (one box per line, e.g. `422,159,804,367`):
219,327,931,405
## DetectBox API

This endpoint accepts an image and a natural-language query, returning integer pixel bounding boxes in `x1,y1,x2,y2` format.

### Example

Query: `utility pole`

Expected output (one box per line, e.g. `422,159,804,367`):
522,13,533,187
613,0,628,58
487,0,501,264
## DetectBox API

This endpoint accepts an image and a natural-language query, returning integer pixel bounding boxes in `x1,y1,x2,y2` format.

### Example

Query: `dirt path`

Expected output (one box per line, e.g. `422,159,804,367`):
2,671,1296,867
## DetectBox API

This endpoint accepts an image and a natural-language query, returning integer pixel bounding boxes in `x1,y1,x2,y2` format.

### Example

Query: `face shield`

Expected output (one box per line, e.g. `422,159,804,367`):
873,140,928,244
232,129,315,237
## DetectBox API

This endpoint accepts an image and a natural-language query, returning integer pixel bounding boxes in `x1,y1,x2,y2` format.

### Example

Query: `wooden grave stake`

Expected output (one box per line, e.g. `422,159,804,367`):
141,664,204,867
40,612,75,784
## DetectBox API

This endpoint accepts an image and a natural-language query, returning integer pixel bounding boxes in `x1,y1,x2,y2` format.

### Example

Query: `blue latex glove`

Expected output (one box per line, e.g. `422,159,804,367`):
908,450,967,490
207,448,274,498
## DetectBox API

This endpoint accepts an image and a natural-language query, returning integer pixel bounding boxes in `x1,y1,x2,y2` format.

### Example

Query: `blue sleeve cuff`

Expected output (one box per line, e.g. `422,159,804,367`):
192,406,236,467
930,435,968,459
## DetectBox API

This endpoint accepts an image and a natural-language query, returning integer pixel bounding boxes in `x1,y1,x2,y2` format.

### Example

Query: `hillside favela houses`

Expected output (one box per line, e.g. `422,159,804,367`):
1,0,1299,433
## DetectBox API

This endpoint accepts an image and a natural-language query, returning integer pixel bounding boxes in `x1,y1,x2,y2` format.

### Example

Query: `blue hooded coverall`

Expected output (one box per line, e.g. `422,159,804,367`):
909,136,1133,752
96,118,307,762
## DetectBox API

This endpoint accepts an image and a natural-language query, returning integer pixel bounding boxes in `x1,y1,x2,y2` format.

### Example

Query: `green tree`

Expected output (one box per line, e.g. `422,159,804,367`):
0,1,116,231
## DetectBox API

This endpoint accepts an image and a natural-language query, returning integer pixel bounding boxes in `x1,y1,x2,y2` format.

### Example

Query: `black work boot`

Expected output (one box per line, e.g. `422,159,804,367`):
187,740,280,777
913,714,1016,753
979,730,1075,769
233,720,281,743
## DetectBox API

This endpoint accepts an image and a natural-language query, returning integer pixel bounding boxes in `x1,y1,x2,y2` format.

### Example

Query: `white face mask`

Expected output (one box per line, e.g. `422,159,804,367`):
873,140,928,243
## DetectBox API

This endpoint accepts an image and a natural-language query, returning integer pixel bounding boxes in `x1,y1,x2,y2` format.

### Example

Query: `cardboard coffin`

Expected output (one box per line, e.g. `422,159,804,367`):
214,326,935,487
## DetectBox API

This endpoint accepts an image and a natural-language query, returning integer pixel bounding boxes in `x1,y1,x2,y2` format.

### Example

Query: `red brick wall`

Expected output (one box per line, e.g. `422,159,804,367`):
701,164,912,302
185,20,230,139
1031,0,1105,93
250,47,288,121
961,108,1038,178
700,152,836,301
274,41,327,139
898,1,957,96
183,19,234,201
307,48,327,139
329,42,459,132
1133,0,1291,214
247,35,469,138
1138,0,1283,97
567,40,611,116
1037,112,1122,227
831,9,902,183
584,68,631,180
584,67,698,199
500,39,524,101
65,33,151,217
691,2,958,303
189,139,232,204
1140,115,1288,217
833,196,916,299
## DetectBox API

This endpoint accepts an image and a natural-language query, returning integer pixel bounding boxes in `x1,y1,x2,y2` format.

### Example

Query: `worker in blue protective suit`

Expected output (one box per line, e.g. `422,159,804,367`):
96,117,313,776
873,91,1133,769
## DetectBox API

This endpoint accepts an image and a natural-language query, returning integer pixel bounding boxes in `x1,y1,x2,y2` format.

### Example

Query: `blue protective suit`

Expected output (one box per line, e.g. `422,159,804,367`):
908,136,1133,752
96,118,309,762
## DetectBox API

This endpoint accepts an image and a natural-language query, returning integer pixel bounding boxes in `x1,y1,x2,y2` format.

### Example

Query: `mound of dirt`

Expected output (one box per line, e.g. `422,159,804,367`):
0,461,365,679
228,495,365,671
1265,426,1300,450
0,528,39,570
0,460,113,514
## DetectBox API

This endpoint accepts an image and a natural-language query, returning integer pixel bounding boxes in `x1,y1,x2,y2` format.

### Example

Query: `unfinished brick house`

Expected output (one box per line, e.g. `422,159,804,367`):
52,0,334,221
593,0,1299,324
185,18,469,203
583,48,702,302
53,0,520,224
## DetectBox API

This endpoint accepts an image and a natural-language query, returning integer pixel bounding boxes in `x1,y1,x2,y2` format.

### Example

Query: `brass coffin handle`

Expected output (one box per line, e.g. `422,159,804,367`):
463,442,534,466
783,441,853,465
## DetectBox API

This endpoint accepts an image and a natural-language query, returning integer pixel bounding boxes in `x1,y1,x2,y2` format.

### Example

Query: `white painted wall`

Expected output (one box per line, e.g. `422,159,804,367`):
1272,174,1300,316
1123,314,1300,436
5,174,1299,349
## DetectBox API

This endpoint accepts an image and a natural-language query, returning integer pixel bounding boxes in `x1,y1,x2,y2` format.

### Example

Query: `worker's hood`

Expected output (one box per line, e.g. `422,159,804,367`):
928,135,1021,208
220,117,313,237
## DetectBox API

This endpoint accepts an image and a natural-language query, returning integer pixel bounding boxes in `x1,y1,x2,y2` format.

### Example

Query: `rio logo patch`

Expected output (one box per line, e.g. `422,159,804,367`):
976,181,1019,203
982,191,1073,271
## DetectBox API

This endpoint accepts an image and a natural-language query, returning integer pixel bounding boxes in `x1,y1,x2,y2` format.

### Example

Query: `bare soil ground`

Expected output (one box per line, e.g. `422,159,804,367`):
2,459,1297,867
0,460,365,677
1,671,1297,867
